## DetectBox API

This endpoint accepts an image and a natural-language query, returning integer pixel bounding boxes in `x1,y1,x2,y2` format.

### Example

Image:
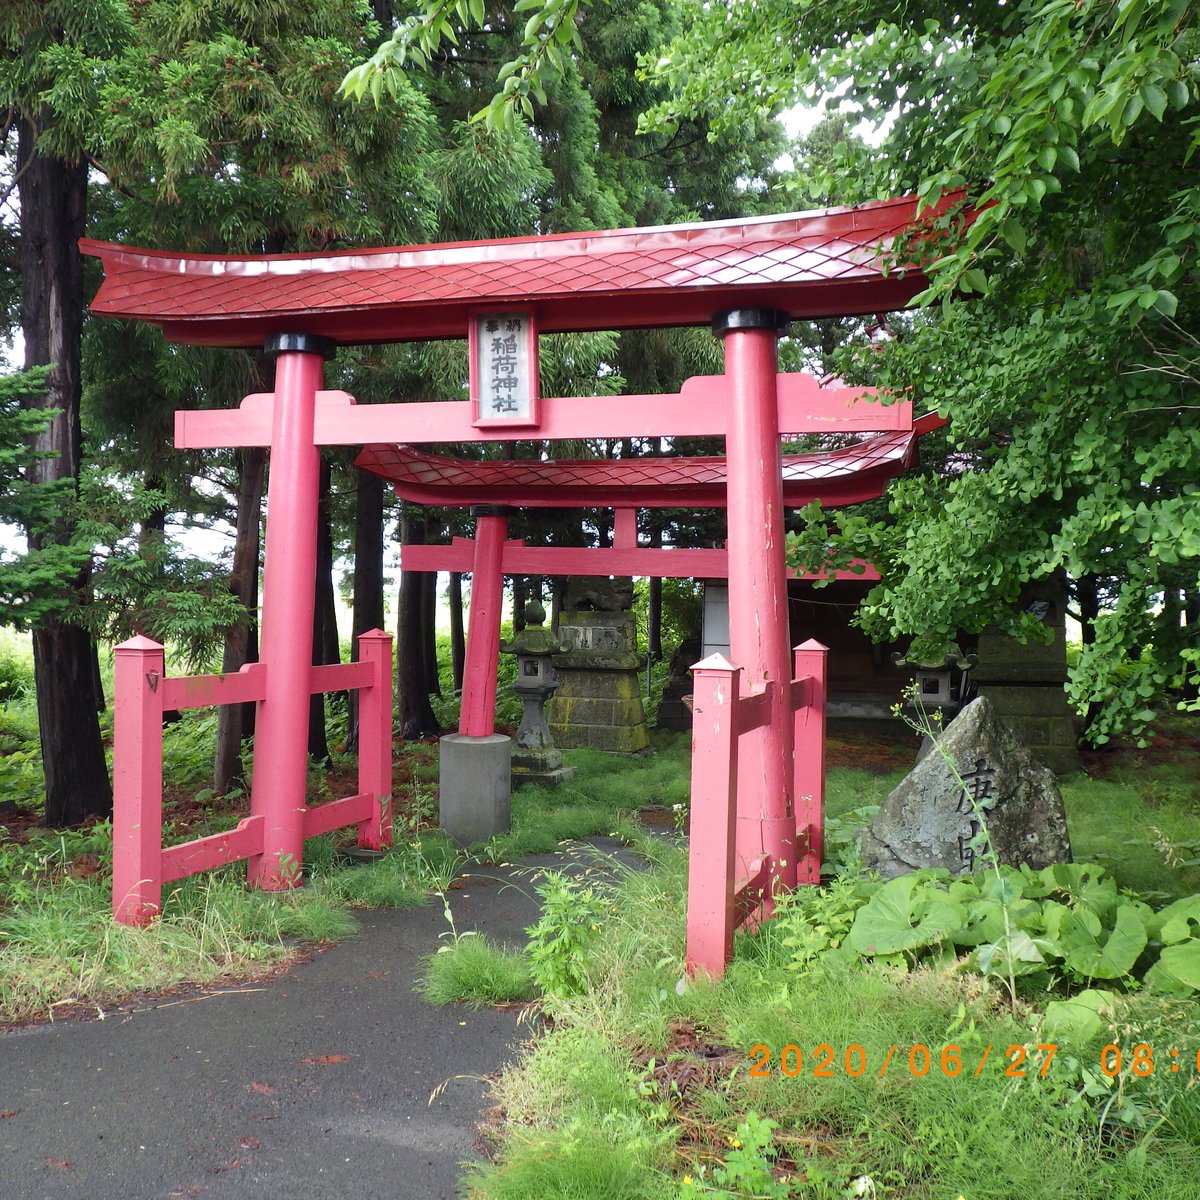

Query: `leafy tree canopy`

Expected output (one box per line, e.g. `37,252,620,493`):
356,0,1200,740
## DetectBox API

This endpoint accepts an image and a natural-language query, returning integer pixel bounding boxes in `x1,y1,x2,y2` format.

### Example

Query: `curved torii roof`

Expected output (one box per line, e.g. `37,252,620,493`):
80,193,962,349
355,413,945,510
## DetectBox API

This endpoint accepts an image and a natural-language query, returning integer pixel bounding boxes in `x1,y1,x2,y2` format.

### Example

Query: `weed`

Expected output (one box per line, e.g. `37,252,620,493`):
469,771,1200,1200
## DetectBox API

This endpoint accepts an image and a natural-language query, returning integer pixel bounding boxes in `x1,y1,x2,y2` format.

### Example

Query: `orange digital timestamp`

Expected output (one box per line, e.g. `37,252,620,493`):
748,1043,1062,1079
1098,1045,1200,1076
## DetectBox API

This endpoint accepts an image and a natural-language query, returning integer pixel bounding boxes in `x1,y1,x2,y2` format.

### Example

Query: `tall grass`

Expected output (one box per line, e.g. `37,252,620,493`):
466,842,1200,1200
0,823,456,1024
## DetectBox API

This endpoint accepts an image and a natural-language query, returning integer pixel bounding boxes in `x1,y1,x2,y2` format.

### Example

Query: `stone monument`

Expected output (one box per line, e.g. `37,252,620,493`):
548,577,651,753
860,696,1072,877
501,601,577,788
656,637,700,732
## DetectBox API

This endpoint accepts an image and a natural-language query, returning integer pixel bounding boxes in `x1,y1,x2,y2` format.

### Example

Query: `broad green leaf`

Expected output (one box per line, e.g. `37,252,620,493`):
1140,82,1167,121
1151,896,1200,945
952,897,1006,946
1152,289,1177,318
848,875,966,955
1060,903,1147,980
1042,989,1117,1044
1158,941,1200,989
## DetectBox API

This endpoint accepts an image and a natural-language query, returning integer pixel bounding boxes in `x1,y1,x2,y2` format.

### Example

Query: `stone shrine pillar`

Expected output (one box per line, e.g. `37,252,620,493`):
549,578,650,754
656,637,700,732
971,576,1080,774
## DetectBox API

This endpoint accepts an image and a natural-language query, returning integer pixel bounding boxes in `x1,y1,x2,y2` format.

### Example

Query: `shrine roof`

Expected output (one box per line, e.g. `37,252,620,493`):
80,193,963,348
355,414,945,510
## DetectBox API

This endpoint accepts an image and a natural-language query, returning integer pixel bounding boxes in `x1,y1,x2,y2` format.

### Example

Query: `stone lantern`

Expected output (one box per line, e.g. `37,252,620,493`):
501,601,577,788
894,642,978,741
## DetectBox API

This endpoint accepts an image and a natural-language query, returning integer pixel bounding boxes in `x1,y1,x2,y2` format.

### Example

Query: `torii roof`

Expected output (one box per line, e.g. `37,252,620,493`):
355,413,945,509
80,193,962,348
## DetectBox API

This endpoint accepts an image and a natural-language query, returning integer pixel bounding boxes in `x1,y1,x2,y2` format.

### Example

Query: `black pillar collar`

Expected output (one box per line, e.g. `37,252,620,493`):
711,308,792,338
263,333,337,359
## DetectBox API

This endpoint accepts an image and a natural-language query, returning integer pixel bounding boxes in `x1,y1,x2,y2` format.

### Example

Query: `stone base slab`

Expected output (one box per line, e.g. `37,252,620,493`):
512,765,578,789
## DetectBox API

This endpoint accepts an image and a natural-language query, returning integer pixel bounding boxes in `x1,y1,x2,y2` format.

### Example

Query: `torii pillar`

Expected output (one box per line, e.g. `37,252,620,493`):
715,309,797,902
249,332,335,887
439,505,515,845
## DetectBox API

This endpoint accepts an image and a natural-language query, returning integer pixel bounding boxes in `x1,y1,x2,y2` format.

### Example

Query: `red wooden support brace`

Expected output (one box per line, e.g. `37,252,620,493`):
356,629,394,850
792,639,829,885
686,654,741,978
112,637,167,924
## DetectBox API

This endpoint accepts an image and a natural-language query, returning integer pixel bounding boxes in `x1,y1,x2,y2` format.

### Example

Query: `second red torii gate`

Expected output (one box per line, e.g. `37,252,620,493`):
356,418,942,736
84,193,963,970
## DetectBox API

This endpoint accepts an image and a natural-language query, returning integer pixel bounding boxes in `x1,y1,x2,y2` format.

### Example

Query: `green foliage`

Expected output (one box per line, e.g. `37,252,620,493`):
470,830,1200,1200
768,860,1200,1001
633,0,1200,745
341,0,584,128
467,1119,668,1200
525,868,613,998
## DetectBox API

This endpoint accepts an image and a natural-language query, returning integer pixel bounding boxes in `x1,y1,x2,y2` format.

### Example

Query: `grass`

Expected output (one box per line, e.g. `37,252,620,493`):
0,822,457,1023
2,662,1199,1200
0,872,342,1023
465,839,1200,1200
476,734,691,861
421,933,537,1008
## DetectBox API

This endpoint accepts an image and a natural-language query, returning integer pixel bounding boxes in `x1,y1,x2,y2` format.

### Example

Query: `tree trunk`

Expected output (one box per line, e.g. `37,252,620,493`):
449,571,465,691
214,447,266,794
1184,589,1200,704
1075,572,1102,741
18,117,112,826
648,577,663,662
308,457,336,764
348,470,386,750
513,575,527,631
647,517,663,662
422,568,441,696
396,507,439,737
210,243,284,791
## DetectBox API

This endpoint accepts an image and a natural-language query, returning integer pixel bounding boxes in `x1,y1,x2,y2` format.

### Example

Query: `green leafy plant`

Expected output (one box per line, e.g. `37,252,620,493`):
771,868,876,975
525,869,612,998
679,1112,790,1199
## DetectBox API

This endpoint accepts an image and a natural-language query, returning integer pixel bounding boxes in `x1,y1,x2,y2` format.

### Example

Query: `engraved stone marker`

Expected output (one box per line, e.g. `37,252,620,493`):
860,696,1072,877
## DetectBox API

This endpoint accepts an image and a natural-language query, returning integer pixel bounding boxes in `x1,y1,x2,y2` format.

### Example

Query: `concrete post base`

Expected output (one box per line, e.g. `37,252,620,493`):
439,733,512,846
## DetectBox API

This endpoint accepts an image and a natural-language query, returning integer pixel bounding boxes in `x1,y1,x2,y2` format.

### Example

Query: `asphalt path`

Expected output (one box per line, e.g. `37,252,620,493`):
0,842,630,1200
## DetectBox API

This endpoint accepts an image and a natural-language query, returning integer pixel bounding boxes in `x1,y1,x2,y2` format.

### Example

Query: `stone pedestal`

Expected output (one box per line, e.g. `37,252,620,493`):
438,733,511,846
511,691,577,788
971,577,1080,774
502,600,577,789
549,610,651,753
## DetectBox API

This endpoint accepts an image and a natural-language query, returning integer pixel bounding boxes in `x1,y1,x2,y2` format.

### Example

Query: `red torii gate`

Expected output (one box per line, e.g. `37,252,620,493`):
84,194,957,971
